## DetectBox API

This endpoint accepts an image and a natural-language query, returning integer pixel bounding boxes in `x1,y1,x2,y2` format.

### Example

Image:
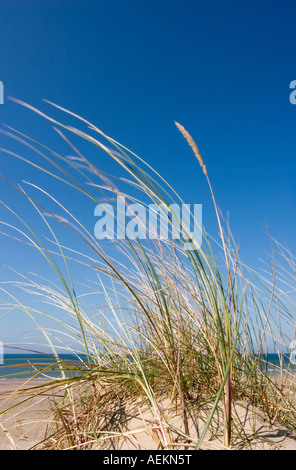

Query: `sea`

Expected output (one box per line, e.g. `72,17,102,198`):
0,354,90,381
0,352,295,380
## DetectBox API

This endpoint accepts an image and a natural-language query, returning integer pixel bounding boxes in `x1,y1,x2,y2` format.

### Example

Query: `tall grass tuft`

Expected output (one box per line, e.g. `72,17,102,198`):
0,100,295,450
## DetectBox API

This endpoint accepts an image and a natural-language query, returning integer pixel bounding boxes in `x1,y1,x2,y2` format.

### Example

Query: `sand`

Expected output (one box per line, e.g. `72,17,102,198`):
0,380,57,450
1,379,296,450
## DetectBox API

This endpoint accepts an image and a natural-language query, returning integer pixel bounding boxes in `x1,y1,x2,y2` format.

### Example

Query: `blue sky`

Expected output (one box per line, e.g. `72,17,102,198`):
0,0,296,349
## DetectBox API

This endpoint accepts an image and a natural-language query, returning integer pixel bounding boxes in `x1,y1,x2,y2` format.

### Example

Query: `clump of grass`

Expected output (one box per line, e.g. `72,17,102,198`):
0,99,295,450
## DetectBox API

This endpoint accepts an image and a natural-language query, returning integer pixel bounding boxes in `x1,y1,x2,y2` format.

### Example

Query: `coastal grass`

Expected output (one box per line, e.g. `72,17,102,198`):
0,100,296,449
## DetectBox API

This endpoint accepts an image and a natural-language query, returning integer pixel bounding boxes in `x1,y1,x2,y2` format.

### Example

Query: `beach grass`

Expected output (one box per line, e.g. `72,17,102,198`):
0,100,296,449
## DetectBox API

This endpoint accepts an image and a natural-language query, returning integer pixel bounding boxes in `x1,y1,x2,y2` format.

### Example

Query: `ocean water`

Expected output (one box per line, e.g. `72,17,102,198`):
0,352,295,380
259,353,296,374
0,354,90,380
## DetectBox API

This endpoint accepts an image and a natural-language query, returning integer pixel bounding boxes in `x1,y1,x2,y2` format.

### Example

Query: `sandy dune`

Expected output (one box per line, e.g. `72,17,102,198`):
1,379,296,450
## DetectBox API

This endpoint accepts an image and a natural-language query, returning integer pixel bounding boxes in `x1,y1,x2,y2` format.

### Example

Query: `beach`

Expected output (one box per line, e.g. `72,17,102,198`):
0,379,56,450
1,377,296,450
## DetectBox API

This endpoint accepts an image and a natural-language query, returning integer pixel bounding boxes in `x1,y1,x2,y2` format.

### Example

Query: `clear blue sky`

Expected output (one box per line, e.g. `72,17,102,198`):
0,0,296,349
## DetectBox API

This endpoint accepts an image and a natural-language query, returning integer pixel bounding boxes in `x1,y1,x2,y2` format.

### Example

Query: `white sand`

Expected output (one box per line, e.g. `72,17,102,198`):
1,379,296,450
0,380,57,450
